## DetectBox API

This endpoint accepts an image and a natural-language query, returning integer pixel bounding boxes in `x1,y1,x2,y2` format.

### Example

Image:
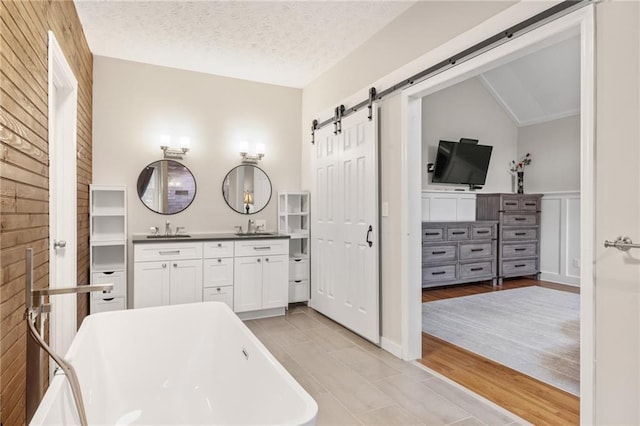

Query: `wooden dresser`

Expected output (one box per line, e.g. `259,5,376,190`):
422,221,498,288
475,193,543,284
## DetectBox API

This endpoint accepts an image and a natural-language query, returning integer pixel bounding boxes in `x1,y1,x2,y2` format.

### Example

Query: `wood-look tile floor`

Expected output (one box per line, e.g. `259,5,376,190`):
420,279,580,425
245,305,526,426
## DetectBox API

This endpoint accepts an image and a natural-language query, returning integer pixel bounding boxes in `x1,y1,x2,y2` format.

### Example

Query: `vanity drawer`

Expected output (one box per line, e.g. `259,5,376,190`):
502,259,538,276
289,280,309,303
134,242,203,261
289,258,309,281
503,213,538,226
502,242,537,258
203,241,234,258
502,227,538,241
203,258,234,288
460,261,493,279
203,286,234,309
422,264,457,284
447,226,470,241
422,226,445,242
234,239,288,257
422,244,457,263
459,242,493,260
91,271,126,299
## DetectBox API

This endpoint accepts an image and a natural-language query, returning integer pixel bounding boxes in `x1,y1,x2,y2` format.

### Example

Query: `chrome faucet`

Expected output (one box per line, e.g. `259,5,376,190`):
175,226,185,236
24,248,113,426
165,220,172,236
247,219,254,234
234,225,243,235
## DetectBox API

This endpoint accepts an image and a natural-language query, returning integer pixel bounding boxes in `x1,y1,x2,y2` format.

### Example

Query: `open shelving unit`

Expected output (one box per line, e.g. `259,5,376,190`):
90,185,127,313
278,191,310,303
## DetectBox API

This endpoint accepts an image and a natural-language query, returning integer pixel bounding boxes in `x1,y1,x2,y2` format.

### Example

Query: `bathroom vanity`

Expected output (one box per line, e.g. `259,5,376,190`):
133,233,290,319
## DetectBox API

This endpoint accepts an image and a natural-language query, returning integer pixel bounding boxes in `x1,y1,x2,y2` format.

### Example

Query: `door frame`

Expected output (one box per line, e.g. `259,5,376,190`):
48,30,78,369
400,6,595,423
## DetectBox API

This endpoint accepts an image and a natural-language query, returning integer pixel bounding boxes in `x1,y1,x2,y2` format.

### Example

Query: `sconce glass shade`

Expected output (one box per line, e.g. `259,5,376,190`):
243,191,254,205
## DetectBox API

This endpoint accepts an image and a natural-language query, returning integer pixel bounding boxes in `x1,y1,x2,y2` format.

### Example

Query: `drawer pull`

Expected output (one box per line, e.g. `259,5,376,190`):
452,231,466,235
102,271,115,275
294,280,302,283
470,267,484,271
217,258,222,263
470,248,484,252
216,288,221,292
253,246,271,250
514,264,527,268
505,202,517,206
425,232,440,236
525,202,536,206
294,258,302,262
514,217,527,221
515,232,527,236
159,250,180,255
431,271,446,275
515,248,526,252
217,243,222,247
476,230,490,234
103,297,114,302
432,250,447,255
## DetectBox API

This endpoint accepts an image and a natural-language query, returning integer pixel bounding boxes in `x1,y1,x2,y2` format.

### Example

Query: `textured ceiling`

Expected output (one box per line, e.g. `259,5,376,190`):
479,35,580,126
74,0,415,88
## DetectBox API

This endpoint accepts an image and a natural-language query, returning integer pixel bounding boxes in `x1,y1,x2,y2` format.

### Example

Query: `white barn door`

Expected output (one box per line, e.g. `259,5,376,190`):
311,108,379,343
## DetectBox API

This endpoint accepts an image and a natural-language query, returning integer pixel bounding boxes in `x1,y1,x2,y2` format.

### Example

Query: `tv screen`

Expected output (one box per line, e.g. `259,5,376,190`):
432,140,493,186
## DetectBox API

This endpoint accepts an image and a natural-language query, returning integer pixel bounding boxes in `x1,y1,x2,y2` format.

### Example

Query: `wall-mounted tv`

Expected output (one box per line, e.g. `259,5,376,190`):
431,140,493,187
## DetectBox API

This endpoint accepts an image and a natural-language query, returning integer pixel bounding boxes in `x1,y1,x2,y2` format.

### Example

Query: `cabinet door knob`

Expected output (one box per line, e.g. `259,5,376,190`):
265,258,269,262
218,258,222,263
216,287,221,292
162,263,167,268
173,263,178,268
217,243,222,247
257,258,261,263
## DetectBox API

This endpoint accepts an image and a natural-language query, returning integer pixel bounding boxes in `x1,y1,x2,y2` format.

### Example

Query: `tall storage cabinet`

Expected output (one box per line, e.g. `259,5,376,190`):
90,185,127,313
278,191,310,303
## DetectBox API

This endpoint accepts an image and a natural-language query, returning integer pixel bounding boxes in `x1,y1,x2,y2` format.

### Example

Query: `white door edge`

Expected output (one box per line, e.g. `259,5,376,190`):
48,30,78,374
400,6,595,423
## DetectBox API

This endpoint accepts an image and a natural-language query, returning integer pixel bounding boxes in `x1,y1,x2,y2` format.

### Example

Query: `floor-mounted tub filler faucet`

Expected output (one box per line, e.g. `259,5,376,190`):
24,248,113,426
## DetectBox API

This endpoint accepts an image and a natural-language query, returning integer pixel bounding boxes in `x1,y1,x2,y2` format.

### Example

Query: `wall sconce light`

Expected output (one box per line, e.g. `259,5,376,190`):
160,135,190,160
243,190,254,214
239,142,265,164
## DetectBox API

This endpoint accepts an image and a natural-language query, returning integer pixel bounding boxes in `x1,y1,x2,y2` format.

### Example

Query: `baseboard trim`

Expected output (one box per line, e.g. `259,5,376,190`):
381,336,403,359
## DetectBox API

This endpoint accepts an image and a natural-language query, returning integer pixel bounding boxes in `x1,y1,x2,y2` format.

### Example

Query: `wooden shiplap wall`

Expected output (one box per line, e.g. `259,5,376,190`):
0,1,93,424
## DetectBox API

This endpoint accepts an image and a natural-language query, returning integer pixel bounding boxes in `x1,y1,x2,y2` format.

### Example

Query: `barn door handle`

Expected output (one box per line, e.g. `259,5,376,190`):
366,225,373,248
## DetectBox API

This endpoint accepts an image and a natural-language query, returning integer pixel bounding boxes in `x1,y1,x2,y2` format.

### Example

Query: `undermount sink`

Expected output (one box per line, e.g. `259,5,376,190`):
146,234,191,239
236,232,276,237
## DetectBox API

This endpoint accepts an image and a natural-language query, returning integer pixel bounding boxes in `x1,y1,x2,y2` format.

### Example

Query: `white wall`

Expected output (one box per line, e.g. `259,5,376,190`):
93,56,302,235
517,114,580,193
421,77,517,191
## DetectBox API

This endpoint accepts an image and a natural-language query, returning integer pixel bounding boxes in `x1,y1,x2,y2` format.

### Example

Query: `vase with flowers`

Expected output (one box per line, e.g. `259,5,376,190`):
509,153,532,194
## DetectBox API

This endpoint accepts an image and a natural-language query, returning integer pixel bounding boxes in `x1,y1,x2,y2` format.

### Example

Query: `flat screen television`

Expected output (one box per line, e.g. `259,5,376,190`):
431,140,493,187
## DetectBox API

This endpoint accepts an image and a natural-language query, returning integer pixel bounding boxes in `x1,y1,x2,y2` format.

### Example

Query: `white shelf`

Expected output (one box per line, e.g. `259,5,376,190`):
278,191,310,303
90,185,127,313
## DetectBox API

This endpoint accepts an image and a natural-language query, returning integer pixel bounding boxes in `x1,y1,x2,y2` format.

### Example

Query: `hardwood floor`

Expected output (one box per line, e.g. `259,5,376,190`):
419,278,580,425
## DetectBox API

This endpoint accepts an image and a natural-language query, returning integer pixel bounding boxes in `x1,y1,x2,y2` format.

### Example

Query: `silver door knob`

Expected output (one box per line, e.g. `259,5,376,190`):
53,240,66,249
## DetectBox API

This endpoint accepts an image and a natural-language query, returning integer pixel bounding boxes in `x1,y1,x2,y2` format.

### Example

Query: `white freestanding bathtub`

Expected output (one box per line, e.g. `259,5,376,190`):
31,302,317,425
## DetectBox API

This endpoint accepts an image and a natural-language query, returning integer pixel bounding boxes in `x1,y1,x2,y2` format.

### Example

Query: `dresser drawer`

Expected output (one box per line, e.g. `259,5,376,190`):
234,239,289,257
471,224,494,239
422,226,445,242
459,242,493,260
203,240,234,258
422,264,457,283
423,244,457,263
134,242,203,261
503,213,538,226
501,197,521,211
447,226,470,241
502,242,537,258
521,198,540,211
502,259,538,276
502,227,538,241
460,261,493,279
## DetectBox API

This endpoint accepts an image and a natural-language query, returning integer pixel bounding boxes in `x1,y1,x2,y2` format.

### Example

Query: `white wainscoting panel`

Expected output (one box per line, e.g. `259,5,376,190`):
540,192,580,286
421,191,476,221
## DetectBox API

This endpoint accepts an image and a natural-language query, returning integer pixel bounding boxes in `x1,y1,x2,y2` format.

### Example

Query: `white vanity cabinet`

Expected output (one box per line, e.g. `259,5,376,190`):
233,239,288,314
202,241,234,309
133,242,203,308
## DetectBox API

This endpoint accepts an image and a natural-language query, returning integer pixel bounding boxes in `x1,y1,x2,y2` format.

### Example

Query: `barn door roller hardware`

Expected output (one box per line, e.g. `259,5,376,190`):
311,119,318,145
333,105,345,135
309,0,588,143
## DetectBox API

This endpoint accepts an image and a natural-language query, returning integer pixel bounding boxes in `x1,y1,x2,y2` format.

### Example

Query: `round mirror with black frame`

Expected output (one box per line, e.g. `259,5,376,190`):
136,159,197,215
222,165,272,214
